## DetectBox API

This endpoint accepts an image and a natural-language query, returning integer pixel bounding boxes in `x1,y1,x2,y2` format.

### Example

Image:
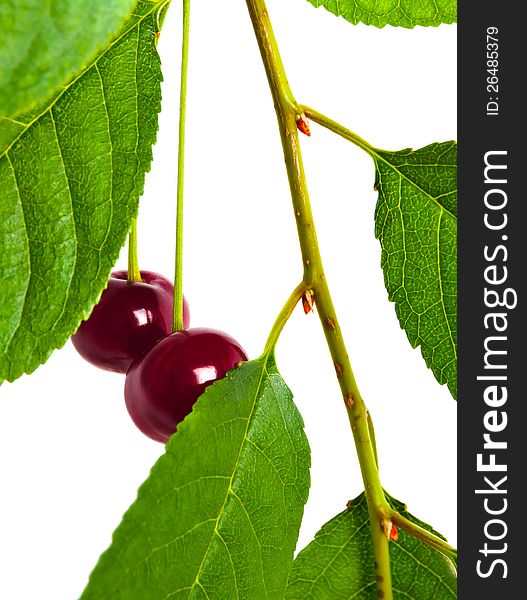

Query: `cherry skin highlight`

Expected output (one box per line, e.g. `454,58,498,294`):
72,270,189,373
124,328,248,443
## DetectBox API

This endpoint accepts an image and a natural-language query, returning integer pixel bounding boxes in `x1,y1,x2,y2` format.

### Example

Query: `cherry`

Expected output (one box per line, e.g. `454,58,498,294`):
124,328,248,443
72,270,189,373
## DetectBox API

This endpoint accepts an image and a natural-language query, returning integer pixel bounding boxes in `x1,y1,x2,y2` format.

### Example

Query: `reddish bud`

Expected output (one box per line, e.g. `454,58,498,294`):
382,519,397,541
297,114,311,137
302,290,315,314
390,524,399,542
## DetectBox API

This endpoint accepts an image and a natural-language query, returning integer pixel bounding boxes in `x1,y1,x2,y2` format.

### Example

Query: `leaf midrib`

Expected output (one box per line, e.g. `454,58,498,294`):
187,358,271,599
436,210,458,362
304,500,369,598
372,148,457,220
2,154,30,353
45,107,78,339
0,1,161,160
87,361,272,600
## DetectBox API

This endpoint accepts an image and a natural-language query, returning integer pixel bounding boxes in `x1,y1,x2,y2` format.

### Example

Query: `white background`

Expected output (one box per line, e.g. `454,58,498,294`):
0,1,457,598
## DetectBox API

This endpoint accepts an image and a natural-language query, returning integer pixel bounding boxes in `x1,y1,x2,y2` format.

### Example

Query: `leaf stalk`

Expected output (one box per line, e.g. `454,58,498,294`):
301,105,376,156
391,509,458,565
263,283,307,357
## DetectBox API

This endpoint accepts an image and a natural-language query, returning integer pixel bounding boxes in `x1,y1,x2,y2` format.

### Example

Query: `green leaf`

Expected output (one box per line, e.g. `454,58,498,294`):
373,142,457,398
81,356,311,599
305,0,456,28
286,492,456,599
0,0,139,118
0,0,163,383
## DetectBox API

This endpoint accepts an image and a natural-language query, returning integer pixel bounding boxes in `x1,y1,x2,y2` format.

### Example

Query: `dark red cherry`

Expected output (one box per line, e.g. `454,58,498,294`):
124,328,248,443
72,270,189,373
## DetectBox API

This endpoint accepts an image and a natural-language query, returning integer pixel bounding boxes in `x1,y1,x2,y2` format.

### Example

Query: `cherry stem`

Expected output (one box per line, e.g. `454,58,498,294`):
244,1,393,597
173,0,191,332
127,218,143,283
263,283,307,357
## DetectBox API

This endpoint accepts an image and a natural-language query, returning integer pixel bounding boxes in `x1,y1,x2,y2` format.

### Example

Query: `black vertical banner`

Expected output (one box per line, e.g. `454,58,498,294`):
458,1,523,597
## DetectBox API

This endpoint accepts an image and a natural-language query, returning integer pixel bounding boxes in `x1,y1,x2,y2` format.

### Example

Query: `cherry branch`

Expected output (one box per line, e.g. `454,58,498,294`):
244,0,393,597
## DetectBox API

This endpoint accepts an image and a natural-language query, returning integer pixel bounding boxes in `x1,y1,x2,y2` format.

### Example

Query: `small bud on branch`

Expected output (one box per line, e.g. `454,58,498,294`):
302,289,315,314
296,114,311,137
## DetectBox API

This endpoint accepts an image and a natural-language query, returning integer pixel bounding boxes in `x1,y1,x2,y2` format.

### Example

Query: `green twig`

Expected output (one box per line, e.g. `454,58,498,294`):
173,0,191,332
245,1,393,598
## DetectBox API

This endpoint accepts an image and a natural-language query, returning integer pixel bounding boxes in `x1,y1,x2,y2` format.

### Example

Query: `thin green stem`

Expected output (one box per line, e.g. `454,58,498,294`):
301,105,376,157
245,1,392,598
127,218,143,283
263,283,307,356
173,0,191,332
390,509,458,564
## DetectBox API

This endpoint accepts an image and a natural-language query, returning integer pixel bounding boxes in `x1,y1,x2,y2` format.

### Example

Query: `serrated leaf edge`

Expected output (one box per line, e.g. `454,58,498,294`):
372,142,457,396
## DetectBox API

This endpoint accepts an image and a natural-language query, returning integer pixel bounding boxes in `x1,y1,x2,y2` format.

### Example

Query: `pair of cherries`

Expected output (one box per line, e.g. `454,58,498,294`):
72,271,247,443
